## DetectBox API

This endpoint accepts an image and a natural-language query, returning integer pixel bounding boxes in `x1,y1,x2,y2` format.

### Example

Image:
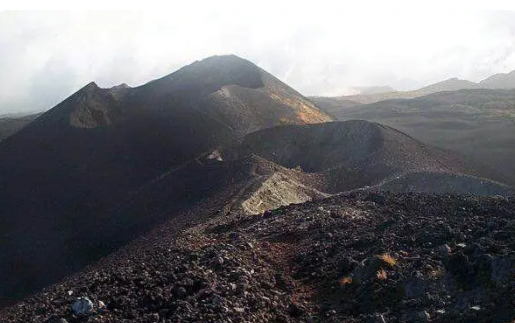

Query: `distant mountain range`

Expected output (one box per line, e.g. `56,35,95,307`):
318,69,515,104
350,85,396,95
4,70,515,142
480,70,515,88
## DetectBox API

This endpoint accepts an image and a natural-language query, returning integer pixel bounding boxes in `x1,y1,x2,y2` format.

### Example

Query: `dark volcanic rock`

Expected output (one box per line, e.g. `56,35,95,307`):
2,192,515,322
0,55,332,306
0,113,41,141
224,120,513,195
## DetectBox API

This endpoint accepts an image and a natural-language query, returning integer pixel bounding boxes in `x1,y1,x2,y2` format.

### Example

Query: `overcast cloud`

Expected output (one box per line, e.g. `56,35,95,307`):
1,9,515,113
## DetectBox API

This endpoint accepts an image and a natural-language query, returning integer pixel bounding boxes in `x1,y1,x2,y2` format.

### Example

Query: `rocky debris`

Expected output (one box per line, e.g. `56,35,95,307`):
97,300,106,313
2,192,515,322
71,297,93,315
240,172,329,214
45,318,68,323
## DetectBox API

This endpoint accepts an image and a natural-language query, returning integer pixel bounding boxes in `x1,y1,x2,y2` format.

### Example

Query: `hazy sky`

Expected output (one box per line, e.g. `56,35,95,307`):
2,9,515,113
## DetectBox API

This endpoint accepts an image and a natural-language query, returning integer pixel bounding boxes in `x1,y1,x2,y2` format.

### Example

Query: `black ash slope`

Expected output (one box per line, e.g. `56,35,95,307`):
226,120,511,194
0,113,41,141
0,55,332,306
315,89,515,186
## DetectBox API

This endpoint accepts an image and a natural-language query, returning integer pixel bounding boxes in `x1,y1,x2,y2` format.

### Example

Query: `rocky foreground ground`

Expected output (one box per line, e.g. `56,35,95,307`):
2,192,515,323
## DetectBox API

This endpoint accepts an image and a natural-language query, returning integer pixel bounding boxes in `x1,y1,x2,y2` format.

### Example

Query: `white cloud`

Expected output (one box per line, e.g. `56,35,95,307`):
1,9,515,113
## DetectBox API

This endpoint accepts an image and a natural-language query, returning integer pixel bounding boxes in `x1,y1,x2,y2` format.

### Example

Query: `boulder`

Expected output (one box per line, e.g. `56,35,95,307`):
71,296,94,315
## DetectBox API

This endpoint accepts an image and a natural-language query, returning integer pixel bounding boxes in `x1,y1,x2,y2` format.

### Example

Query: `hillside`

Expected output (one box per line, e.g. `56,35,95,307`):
333,91,421,104
225,120,508,193
0,55,333,305
0,113,41,141
327,78,479,105
372,172,514,195
352,86,396,95
2,192,515,323
324,89,515,186
0,105,509,308
309,97,362,118
417,78,479,93
480,70,515,89
322,70,515,104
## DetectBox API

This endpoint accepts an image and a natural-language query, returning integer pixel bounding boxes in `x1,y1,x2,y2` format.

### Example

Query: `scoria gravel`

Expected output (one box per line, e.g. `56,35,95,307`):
2,191,515,323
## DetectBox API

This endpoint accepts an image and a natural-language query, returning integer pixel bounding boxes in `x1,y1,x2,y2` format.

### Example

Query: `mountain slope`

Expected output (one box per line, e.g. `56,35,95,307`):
223,120,509,193
321,70,515,104
0,113,41,141
325,89,515,185
3,192,515,323
324,78,479,105
480,70,515,89
417,78,479,93
372,171,514,195
0,55,332,305
309,97,362,118
352,85,396,95
128,55,331,137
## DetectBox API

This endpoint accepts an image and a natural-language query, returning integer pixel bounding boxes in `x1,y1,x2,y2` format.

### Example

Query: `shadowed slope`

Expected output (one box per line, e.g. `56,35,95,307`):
0,55,332,305
324,89,515,185
229,120,473,173
0,113,41,141
224,120,509,193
